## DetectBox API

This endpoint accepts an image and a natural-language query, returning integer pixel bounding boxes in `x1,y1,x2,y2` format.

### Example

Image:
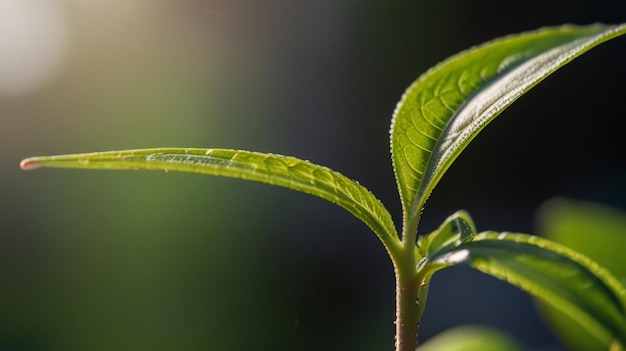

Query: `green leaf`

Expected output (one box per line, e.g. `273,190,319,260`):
418,325,524,351
427,231,626,347
536,198,626,350
20,148,401,255
417,210,477,258
537,198,626,281
390,23,626,229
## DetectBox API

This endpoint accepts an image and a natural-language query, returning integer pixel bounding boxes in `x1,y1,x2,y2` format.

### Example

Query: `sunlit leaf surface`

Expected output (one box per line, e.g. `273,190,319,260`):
391,24,626,225
21,148,400,254
427,231,626,347
537,198,626,350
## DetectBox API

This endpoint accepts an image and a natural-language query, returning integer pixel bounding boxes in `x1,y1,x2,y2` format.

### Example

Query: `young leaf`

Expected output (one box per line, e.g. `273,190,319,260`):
427,231,626,347
417,210,477,258
390,23,626,229
21,148,401,255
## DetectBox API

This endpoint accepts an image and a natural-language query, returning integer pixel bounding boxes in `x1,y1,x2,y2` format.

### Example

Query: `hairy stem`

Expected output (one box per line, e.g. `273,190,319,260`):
394,237,422,351
395,271,420,350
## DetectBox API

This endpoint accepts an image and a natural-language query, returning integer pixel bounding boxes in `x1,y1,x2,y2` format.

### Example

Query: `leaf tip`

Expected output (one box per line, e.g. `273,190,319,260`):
20,158,42,171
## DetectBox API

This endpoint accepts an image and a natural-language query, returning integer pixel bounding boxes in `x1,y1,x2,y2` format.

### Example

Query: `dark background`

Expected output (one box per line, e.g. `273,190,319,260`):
2,1,626,350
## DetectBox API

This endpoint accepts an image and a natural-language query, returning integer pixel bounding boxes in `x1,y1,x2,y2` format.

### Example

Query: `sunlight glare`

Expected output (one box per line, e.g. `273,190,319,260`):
0,0,69,95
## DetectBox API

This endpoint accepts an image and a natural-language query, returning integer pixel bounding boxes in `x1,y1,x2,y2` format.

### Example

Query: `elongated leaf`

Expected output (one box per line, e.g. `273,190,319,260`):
390,23,626,225
21,148,401,254
428,231,626,347
536,198,626,350
537,198,626,280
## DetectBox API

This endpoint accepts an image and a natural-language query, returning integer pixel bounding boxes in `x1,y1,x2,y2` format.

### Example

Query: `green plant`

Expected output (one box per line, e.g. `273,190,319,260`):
536,198,626,350
20,24,626,350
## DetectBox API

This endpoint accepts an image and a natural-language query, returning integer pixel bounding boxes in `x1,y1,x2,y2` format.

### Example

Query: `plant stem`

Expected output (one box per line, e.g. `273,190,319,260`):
395,269,420,351
393,212,423,351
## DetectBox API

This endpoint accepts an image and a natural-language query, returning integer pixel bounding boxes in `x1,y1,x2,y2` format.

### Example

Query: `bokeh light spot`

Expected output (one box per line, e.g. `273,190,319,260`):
0,0,69,95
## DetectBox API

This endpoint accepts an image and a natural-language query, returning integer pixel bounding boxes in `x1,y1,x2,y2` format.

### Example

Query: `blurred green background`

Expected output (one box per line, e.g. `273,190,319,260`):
2,1,626,350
